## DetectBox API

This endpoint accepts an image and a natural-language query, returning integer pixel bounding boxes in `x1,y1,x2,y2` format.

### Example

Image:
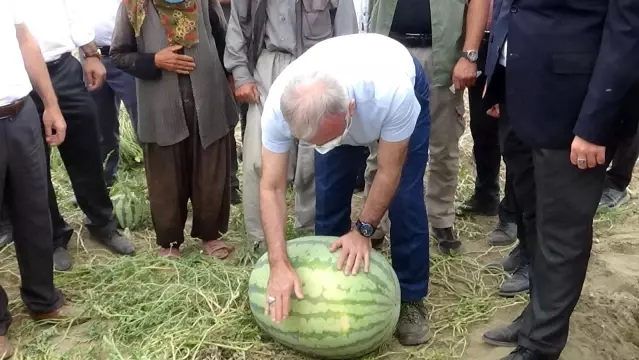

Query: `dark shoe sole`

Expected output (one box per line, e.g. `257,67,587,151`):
481,334,517,347
498,287,529,297
488,237,517,247
398,331,431,346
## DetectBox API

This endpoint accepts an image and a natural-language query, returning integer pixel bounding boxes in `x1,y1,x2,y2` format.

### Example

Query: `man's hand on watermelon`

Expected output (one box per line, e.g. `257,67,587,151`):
330,231,372,275
265,262,304,324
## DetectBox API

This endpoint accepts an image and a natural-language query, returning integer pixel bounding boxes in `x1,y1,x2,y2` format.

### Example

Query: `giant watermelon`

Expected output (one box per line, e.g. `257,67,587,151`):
248,236,401,359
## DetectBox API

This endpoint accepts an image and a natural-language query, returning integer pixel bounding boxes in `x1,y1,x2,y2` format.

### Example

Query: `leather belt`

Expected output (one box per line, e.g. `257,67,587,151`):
389,32,433,48
46,52,72,70
0,96,27,119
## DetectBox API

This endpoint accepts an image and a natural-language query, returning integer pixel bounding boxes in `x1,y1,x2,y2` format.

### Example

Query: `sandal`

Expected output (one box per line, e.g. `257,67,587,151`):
203,240,235,260
159,248,182,258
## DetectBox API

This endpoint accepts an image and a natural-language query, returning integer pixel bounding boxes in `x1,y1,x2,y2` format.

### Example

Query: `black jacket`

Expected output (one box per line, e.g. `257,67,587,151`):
485,0,639,149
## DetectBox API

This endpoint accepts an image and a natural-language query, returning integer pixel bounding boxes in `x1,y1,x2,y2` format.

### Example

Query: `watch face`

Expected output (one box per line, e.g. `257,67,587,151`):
467,51,479,62
358,222,375,237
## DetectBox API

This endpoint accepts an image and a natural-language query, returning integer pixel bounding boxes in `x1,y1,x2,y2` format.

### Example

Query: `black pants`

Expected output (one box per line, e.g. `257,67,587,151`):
498,106,535,264
604,126,639,191
0,99,64,335
468,33,516,223
31,54,116,248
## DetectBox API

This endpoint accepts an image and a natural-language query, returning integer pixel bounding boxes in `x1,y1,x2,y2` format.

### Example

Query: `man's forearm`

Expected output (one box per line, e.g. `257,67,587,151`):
463,0,490,50
17,26,58,109
260,184,290,265
359,167,401,228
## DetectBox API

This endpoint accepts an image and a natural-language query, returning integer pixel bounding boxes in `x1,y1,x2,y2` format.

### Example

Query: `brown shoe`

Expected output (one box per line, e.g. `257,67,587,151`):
30,304,86,322
0,336,13,359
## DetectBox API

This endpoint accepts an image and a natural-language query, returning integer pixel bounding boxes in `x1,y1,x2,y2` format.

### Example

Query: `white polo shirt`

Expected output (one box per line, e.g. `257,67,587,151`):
23,0,94,62
0,0,32,107
262,33,420,154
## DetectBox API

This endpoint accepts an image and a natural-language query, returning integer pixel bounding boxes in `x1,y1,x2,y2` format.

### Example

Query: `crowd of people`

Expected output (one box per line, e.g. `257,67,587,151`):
0,0,637,359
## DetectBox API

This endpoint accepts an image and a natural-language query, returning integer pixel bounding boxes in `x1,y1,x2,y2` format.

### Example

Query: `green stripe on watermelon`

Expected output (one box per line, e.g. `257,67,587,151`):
254,318,395,359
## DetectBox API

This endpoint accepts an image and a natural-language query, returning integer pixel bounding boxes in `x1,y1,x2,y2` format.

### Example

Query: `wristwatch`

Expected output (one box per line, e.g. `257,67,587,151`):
462,50,479,63
355,219,376,238
83,48,102,60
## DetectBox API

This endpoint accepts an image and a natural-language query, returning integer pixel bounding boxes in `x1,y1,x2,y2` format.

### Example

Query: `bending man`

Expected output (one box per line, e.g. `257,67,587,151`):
259,33,431,346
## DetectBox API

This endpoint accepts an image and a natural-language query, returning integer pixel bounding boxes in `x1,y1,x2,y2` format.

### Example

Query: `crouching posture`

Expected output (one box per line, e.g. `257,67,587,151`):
259,33,432,345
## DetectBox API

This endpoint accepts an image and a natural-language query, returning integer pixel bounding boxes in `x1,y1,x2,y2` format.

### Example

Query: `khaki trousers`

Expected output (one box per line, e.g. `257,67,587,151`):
242,50,316,243
365,46,465,233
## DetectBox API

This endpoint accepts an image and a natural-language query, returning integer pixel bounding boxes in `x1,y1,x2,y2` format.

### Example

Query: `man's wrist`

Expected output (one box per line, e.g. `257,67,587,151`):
80,42,101,59
42,95,60,111
268,248,291,267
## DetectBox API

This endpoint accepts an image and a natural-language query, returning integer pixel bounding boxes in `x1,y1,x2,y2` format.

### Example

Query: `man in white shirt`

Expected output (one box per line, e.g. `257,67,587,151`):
0,1,69,356
259,33,432,345
0,0,135,271
91,0,138,189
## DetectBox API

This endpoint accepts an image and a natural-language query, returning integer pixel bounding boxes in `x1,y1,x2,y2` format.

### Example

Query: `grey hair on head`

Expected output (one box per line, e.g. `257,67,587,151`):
280,71,350,141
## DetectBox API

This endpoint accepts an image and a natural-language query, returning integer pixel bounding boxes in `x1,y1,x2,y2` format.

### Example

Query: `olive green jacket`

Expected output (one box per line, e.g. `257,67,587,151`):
369,0,466,87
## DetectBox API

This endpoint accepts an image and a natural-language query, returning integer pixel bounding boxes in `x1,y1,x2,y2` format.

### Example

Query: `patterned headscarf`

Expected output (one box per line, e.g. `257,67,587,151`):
124,0,200,48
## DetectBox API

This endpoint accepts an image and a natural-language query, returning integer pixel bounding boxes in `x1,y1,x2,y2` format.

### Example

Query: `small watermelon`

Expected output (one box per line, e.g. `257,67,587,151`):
248,236,401,359
112,192,143,230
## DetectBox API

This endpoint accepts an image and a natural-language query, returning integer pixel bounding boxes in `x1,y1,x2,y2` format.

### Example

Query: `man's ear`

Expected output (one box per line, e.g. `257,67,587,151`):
348,99,356,117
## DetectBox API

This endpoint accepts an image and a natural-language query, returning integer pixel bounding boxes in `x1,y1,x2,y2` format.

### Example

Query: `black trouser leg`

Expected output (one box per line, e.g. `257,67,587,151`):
518,148,606,355
239,102,248,143
30,55,116,248
499,105,535,262
469,33,501,207
605,127,639,191
90,68,120,189
0,100,64,335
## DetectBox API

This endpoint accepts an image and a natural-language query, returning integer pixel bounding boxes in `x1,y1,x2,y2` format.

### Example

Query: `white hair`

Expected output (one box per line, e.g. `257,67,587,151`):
280,71,350,141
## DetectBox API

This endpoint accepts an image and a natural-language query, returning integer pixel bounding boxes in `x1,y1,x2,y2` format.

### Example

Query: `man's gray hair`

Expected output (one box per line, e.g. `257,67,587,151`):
280,71,350,141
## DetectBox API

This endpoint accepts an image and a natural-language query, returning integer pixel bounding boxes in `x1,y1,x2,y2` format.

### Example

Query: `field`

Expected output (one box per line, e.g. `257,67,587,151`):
1,106,638,360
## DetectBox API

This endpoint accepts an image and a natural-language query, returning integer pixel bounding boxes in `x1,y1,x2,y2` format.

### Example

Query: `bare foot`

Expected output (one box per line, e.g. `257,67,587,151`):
159,248,182,258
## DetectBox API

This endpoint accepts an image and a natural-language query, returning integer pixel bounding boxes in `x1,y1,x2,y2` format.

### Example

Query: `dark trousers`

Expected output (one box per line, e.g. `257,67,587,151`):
0,99,64,335
314,56,431,301
517,147,605,355
90,56,138,189
468,33,516,223
37,54,116,248
498,106,535,264
229,102,249,191
604,126,639,191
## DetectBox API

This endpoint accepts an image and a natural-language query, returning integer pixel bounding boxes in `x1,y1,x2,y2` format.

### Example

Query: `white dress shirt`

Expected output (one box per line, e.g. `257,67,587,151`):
262,34,420,154
0,0,33,107
499,39,508,67
93,0,121,47
24,0,95,62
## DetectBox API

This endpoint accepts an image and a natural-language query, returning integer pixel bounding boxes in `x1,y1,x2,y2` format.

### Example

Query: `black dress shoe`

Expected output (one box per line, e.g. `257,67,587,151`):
0,228,12,248
93,230,135,255
434,227,462,255
482,317,521,347
499,262,530,297
488,245,522,273
500,346,559,360
53,247,72,271
457,195,499,217
488,221,517,246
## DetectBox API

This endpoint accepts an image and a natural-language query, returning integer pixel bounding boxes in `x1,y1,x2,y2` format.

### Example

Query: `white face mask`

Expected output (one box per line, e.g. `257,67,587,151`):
313,116,352,154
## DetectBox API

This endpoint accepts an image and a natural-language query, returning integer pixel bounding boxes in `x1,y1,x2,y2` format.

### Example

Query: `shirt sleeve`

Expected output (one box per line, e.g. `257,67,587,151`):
63,0,95,47
380,80,421,142
261,94,295,154
11,1,25,24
